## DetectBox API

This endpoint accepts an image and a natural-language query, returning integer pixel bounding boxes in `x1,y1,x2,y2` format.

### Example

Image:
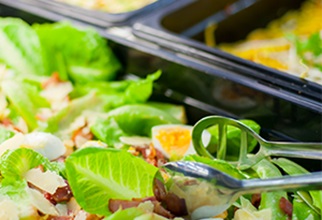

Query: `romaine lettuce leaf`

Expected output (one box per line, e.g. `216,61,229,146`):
206,119,260,159
0,180,38,219
0,148,58,182
44,92,105,134
104,207,168,220
65,147,159,216
91,104,181,146
71,70,161,109
183,155,247,179
273,158,322,215
0,18,48,76
147,102,187,124
252,159,288,220
2,79,50,130
33,22,121,83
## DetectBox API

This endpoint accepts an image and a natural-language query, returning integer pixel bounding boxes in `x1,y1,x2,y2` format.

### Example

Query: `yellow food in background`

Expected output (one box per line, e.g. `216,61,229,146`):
207,0,322,84
57,0,156,13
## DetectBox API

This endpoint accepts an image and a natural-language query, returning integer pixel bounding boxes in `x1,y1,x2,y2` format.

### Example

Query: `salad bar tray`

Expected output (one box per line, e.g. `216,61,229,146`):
133,0,322,105
0,0,321,143
0,0,175,27
0,1,321,220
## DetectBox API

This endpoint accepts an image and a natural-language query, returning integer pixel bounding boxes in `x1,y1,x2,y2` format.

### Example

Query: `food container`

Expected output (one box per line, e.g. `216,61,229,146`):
0,0,175,27
0,0,321,145
133,0,322,105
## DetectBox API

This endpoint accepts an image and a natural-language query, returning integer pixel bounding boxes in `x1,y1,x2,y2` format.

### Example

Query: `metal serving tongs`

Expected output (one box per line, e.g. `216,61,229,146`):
164,161,322,220
192,116,322,170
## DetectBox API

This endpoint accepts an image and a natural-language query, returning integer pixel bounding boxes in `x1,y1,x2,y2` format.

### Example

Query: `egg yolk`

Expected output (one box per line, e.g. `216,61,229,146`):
155,127,191,156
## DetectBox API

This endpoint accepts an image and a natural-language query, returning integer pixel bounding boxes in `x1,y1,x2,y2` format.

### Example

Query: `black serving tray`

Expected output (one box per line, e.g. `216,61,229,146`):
133,0,322,107
0,0,175,27
0,1,321,145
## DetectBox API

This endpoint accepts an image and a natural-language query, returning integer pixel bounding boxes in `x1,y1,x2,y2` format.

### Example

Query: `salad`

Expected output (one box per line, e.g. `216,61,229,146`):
0,17,321,220
206,0,322,84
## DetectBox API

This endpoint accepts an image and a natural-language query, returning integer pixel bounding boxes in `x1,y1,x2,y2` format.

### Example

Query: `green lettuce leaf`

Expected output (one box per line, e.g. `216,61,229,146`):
71,70,161,109
292,195,321,220
0,148,58,182
91,104,180,146
273,158,322,215
44,92,105,134
206,119,260,159
104,207,168,220
104,207,146,220
147,102,187,124
0,180,38,219
65,147,159,216
0,17,47,76
2,79,50,130
183,155,247,179
33,22,121,83
252,159,288,220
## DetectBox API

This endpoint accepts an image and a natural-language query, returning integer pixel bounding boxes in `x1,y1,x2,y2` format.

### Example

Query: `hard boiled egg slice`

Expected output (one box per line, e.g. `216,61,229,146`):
152,124,196,159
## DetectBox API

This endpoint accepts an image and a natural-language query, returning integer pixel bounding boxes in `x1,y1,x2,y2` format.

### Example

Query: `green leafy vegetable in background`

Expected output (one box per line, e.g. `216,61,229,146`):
91,104,181,146
0,18,48,76
65,147,159,216
33,22,121,83
206,119,261,159
290,32,322,71
2,79,50,131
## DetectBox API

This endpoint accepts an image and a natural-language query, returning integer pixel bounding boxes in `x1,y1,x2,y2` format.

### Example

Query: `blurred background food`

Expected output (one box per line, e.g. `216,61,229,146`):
56,0,156,13
208,0,322,84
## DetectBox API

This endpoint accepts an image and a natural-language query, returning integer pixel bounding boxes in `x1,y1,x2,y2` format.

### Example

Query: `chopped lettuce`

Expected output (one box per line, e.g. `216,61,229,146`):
252,159,288,220
273,158,322,216
0,180,38,219
44,92,105,134
0,18,48,77
0,148,58,182
183,154,247,179
91,104,181,146
206,119,260,159
33,22,121,83
2,79,50,130
65,147,159,216
290,32,322,71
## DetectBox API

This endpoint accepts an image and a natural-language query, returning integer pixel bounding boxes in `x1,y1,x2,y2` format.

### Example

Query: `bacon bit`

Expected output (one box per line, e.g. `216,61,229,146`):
132,145,168,167
279,197,293,219
153,202,174,219
162,192,188,216
153,178,167,201
44,192,57,205
251,193,261,209
52,183,73,203
42,72,62,89
85,214,104,220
